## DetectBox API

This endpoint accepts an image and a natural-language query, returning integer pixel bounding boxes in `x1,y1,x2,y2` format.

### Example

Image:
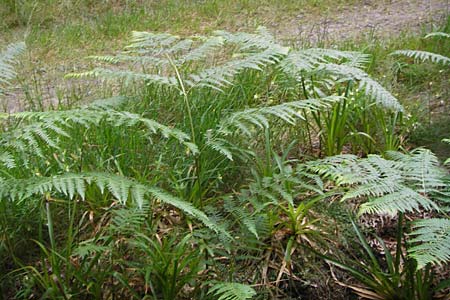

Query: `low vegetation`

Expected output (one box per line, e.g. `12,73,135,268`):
0,2,449,299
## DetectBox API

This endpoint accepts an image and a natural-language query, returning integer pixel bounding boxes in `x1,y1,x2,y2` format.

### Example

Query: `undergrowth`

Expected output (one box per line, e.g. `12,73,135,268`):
0,16,449,300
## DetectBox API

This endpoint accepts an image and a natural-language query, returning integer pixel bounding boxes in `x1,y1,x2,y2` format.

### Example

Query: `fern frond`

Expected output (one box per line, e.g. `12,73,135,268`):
319,63,403,111
0,42,25,93
425,32,450,39
281,48,369,74
0,172,221,233
308,150,444,216
208,282,256,300
126,31,181,54
186,47,286,90
181,36,224,63
409,218,450,268
386,148,446,194
66,68,178,87
0,101,197,167
70,28,289,92
0,151,15,169
359,187,439,216
391,50,450,65
215,26,288,53
218,96,340,136
224,196,260,238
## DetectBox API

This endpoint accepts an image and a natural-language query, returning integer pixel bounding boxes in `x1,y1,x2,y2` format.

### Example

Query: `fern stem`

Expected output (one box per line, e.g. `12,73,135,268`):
300,76,313,152
395,212,404,274
166,54,203,206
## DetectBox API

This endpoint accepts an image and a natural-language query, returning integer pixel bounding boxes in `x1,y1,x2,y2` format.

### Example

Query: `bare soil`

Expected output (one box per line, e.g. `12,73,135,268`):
277,0,449,43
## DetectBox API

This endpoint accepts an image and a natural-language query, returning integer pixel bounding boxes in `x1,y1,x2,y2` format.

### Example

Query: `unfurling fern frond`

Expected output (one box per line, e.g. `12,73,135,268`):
318,63,403,112
0,172,221,234
409,218,450,269
0,42,25,94
391,50,450,65
208,282,256,300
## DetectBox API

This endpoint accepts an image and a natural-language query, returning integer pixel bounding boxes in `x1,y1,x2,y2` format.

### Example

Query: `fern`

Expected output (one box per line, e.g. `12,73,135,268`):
217,96,340,136
391,50,450,65
0,42,25,94
425,32,450,39
208,282,256,300
0,97,197,168
185,47,285,90
0,171,222,234
68,27,288,92
307,150,445,215
318,63,403,111
281,48,369,73
408,218,450,269
66,68,179,87
386,148,446,194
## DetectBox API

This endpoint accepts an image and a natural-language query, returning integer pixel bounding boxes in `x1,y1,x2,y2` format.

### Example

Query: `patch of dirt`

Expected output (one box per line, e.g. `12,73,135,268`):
276,0,449,43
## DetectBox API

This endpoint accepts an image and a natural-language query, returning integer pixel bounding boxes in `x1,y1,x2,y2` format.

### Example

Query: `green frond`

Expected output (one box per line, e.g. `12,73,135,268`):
281,48,369,74
181,36,224,63
214,26,288,53
69,28,289,92
319,63,403,111
0,151,15,169
386,148,446,194
208,282,256,300
204,135,234,161
409,218,450,269
359,187,439,216
186,47,286,90
0,172,220,233
0,42,26,93
425,32,450,39
109,204,150,234
218,96,340,136
224,196,259,238
391,50,450,65
0,100,197,167
65,68,178,87
126,31,182,53
308,150,444,216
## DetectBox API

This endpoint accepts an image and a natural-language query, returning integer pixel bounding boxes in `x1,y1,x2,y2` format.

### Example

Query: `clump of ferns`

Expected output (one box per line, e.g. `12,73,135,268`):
306,147,450,299
65,27,407,206
199,150,340,294
0,28,411,298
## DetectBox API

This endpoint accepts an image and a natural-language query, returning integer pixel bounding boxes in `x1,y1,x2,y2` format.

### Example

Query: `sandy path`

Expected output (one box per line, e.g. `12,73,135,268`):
277,0,449,43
